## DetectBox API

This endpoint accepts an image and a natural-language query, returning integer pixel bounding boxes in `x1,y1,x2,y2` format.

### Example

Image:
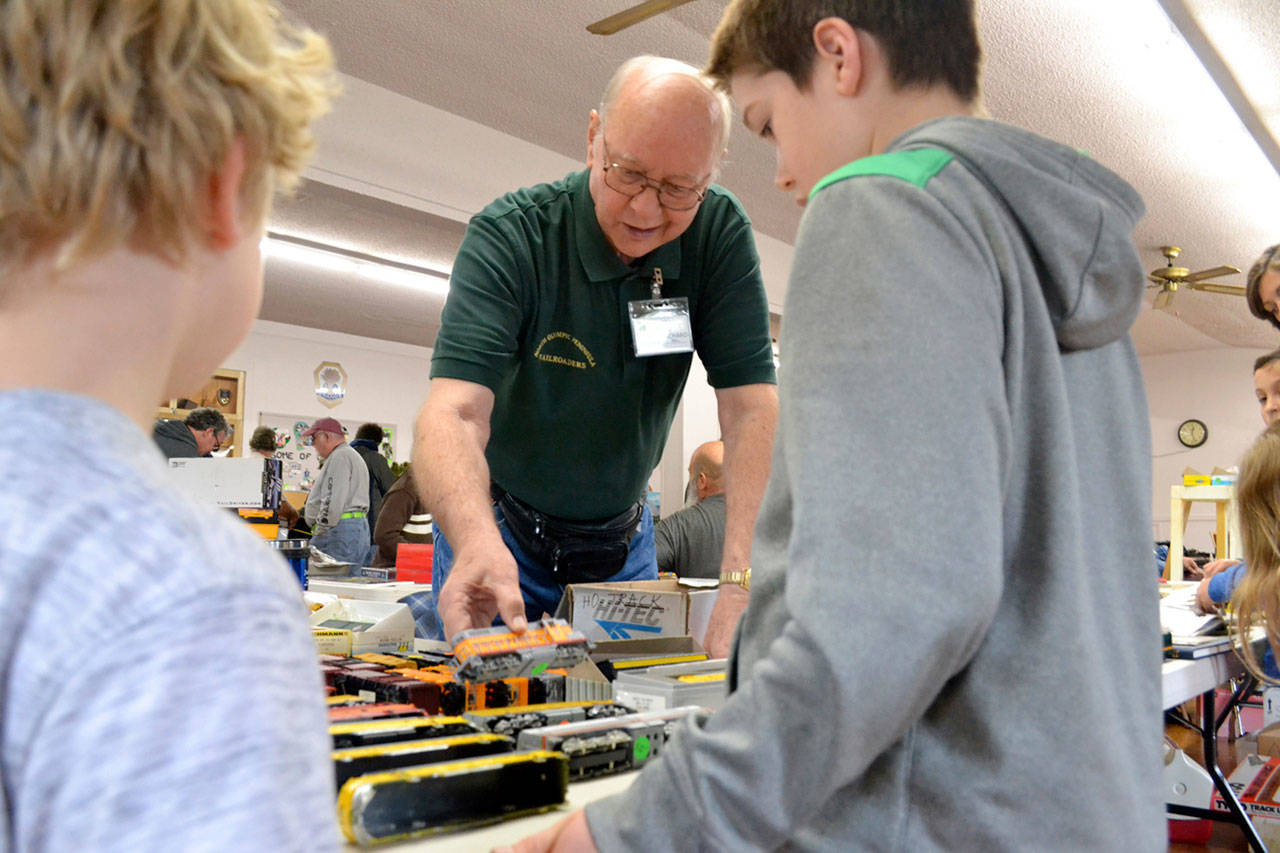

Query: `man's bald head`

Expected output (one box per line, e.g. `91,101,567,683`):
689,440,725,501
599,56,732,176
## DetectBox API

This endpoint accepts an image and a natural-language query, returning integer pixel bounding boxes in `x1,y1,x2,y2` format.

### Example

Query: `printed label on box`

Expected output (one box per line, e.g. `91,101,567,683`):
577,590,680,640
614,688,666,712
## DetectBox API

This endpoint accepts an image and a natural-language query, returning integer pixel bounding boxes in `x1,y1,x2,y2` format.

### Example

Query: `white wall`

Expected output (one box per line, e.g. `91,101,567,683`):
1142,346,1273,551
222,319,432,463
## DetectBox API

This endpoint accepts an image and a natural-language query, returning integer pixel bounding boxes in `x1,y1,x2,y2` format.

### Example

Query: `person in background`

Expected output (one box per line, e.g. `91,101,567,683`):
152,406,231,458
249,425,279,457
655,440,726,579
0,1,338,849
1196,348,1280,633
415,55,778,653
1245,243,1280,328
303,417,370,564
509,0,1162,849
351,422,395,542
1228,418,1280,681
249,425,299,528
371,468,434,568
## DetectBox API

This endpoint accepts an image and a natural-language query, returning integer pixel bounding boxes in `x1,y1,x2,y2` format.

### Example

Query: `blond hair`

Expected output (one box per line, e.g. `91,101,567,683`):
1231,418,1280,680
0,0,337,274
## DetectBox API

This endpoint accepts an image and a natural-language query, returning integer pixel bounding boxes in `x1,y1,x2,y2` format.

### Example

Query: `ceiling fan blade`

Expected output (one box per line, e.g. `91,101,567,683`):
586,0,697,34
1188,282,1247,296
1185,265,1241,283
1153,289,1174,310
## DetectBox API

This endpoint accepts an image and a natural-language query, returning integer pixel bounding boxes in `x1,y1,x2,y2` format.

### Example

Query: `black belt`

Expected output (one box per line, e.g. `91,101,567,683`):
493,485,643,583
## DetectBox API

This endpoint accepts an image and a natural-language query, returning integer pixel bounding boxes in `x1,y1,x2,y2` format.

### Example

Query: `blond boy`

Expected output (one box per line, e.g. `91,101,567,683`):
0,2,337,849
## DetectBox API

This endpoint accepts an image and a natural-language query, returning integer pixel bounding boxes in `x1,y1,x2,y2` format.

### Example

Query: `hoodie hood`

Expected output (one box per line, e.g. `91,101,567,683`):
151,418,199,458
892,117,1146,351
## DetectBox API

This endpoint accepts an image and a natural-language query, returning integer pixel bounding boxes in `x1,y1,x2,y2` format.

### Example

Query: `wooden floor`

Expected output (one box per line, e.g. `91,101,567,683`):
1167,721,1256,852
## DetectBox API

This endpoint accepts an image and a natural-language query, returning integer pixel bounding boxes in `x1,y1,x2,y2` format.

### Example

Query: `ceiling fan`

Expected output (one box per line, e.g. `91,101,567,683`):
1147,245,1243,310
587,0,698,35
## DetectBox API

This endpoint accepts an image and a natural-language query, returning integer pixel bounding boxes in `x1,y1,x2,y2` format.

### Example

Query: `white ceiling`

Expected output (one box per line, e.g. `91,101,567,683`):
265,0,1280,357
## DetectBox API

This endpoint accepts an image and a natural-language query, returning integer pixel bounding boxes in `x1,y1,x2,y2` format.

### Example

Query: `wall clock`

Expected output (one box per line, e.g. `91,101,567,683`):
1177,418,1208,448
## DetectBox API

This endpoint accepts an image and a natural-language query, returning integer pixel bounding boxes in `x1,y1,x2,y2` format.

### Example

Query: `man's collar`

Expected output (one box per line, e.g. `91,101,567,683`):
570,170,683,283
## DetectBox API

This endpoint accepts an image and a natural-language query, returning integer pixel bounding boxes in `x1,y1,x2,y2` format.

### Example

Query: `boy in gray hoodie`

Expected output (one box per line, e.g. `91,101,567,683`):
508,2,1163,851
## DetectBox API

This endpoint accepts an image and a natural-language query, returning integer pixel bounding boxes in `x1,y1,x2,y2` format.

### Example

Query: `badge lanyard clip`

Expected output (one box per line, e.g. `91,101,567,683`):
628,266,693,357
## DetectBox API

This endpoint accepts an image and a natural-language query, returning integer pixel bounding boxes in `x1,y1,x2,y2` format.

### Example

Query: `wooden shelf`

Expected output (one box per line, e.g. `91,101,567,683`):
1165,483,1240,581
156,368,246,457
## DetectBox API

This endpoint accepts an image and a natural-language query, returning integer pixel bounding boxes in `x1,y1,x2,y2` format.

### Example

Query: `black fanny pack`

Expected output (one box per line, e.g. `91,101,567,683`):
495,488,643,583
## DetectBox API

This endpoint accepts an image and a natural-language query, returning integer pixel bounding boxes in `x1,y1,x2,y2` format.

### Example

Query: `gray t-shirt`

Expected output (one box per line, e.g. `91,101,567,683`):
305,442,369,535
654,493,725,579
0,390,339,852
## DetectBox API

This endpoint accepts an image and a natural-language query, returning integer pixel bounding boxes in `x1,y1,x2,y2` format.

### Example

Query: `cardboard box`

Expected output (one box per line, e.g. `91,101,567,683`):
589,635,707,663
166,456,276,507
307,578,430,604
561,656,614,703
554,579,719,643
1182,467,1212,487
1258,722,1280,758
1211,466,1239,487
1210,753,1280,847
613,658,727,712
309,598,414,655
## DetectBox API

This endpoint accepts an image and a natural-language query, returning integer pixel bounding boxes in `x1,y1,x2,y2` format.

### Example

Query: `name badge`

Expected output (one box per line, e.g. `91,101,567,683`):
629,297,694,356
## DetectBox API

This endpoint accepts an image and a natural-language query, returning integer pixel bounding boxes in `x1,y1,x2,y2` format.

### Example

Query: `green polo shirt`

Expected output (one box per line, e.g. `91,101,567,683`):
431,169,776,520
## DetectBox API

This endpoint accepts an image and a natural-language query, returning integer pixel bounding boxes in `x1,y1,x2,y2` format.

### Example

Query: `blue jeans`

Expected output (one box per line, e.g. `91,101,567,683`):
424,501,657,640
309,516,370,565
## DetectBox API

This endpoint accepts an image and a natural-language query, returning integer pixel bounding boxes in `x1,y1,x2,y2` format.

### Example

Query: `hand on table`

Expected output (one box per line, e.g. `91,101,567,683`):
495,809,597,853
1200,559,1240,579
438,538,526,640
1192,560,1238,614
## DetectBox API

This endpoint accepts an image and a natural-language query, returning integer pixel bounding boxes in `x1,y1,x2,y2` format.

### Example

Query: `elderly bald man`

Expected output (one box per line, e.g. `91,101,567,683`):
414,56,778,654
656,440,729,580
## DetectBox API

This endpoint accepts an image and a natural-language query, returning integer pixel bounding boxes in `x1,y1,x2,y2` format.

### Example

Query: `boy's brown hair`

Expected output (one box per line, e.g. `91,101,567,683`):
1246,244,1280,332
706,0,981,101
1254,345,1280,374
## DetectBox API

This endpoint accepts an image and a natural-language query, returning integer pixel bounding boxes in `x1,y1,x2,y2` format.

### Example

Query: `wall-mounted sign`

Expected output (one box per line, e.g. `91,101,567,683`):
314,361,347,408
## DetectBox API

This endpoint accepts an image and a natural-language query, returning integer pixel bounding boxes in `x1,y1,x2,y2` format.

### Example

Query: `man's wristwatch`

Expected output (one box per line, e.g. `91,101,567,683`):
719,567,751,591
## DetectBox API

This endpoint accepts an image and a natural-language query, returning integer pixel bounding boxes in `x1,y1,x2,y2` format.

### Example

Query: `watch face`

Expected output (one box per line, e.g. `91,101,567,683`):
1178,419,1207,448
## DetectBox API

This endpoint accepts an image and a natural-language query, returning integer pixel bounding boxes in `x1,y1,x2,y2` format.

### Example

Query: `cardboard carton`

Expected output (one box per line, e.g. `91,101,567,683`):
1210,753,1280,847
554,579,718,643
309,598,414,655
1258,723,1280,759
167,456,278,507
1182,467,1211,487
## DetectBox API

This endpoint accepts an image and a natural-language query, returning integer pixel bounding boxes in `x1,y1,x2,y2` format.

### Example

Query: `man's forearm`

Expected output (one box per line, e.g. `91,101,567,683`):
717,384,779,572
412,398,501,552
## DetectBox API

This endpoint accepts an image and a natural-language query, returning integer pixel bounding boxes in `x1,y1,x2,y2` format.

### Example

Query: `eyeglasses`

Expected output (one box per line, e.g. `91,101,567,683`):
600,138,706,211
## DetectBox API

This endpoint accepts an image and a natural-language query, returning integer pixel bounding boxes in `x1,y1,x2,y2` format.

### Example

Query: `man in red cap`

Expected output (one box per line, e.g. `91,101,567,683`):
302,417,370,564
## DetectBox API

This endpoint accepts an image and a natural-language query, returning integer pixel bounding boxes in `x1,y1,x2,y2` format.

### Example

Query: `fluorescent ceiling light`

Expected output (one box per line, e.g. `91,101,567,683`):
261,232,450,295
